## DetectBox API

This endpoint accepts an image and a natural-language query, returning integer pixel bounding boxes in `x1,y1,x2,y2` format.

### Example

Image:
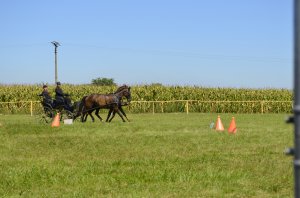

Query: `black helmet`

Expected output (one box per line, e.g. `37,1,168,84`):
42,85,48,88
56,82,61,85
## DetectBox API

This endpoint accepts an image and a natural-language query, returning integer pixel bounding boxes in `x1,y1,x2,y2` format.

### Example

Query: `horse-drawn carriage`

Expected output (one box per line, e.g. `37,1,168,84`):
38,85,131,123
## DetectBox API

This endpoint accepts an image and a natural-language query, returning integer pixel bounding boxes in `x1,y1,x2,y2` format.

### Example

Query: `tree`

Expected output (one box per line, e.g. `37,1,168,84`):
91,77,116,86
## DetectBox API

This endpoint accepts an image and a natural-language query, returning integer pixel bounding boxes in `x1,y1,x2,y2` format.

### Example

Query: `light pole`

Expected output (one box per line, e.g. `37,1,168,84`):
51,41,60,84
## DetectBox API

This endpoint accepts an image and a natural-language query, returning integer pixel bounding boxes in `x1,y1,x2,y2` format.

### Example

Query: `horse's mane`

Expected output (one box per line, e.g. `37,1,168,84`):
114,85,129,94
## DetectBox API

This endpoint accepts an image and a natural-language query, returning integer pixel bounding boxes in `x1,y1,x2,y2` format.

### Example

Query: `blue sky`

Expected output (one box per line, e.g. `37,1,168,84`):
0,0,293,88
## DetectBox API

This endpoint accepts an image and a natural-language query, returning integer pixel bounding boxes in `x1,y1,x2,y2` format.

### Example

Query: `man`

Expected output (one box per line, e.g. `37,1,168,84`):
39,85,53,107
55,82,72,110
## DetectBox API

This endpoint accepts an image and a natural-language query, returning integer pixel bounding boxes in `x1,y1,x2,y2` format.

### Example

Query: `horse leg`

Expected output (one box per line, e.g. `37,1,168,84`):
88,110,95,122
80,111,87,122
108,107,117,122
106,108,113,122
95,108,103,122
84,113,88,122
81,111,89,122
116,109,126,122
81,113,84,122
119,106,130,122
82,108,92,122
80,106,86,122
109,106,125,122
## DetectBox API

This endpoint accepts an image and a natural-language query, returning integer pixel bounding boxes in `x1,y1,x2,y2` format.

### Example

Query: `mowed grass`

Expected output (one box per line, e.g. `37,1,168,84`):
0,113,294,197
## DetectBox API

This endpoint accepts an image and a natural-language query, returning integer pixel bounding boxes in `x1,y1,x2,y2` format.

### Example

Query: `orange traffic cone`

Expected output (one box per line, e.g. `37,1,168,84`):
51,113,60,127
228,117,237,134
215,115,224,131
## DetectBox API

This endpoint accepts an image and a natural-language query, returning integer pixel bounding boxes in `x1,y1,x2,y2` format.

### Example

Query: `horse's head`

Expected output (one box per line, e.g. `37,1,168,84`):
124,87,131,102
115,86,131,103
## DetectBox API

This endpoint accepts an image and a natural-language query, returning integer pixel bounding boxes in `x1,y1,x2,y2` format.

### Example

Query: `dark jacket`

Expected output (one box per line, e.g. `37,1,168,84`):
55,86,70,105
55,86,66,97
39,90,53,105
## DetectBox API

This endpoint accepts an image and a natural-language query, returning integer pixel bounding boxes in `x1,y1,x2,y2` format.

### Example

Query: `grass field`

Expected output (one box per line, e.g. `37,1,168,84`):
0,113,294,197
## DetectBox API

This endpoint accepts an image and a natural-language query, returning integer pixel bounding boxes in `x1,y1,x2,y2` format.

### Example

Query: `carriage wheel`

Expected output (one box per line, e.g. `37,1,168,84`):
40,106,55,123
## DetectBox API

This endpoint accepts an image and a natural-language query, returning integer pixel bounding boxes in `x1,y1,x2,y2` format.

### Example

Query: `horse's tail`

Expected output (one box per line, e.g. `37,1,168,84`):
74,96,87,119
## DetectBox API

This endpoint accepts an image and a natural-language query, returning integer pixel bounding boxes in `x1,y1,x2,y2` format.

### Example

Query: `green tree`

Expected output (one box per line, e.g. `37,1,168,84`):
91,77,116,86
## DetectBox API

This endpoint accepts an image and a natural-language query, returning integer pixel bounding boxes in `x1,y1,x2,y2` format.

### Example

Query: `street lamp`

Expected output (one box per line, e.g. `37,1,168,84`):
51,41,60,84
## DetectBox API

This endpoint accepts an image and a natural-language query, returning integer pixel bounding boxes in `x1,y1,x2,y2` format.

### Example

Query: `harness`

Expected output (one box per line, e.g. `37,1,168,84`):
105,95,119,105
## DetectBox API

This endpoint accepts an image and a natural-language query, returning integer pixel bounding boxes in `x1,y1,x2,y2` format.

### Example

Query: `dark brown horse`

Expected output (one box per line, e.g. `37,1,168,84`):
78,85,131,122
104,85,131,122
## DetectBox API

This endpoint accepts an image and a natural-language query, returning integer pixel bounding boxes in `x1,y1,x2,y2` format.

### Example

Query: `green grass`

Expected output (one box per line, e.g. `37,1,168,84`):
0,113,294,197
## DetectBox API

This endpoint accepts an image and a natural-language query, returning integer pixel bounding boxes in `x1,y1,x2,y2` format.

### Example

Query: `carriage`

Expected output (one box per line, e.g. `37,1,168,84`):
39,95,80,123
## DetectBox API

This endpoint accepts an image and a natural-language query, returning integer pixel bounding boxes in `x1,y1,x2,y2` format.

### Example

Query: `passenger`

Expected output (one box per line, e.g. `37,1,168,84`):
39,85,53,107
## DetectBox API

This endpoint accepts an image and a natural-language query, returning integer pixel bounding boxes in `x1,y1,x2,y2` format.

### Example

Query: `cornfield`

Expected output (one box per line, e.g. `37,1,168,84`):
0,84,293,114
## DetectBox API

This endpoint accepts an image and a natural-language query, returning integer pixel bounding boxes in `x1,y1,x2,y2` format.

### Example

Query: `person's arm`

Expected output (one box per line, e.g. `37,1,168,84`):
55,88,64,96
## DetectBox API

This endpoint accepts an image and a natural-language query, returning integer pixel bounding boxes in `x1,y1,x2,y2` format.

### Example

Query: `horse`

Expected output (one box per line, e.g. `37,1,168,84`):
76,85,131,122
81,85,131,122
105,85,131,122
77,85,131,122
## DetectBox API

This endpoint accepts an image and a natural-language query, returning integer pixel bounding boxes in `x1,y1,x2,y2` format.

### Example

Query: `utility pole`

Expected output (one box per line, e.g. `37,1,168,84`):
51,41,60,84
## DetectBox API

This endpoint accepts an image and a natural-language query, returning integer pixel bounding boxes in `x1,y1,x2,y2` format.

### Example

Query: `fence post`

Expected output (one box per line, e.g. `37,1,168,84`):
30,101,33,116
161,102,164,113
152,102,155,114
261,101,264,114
186,101,189,114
